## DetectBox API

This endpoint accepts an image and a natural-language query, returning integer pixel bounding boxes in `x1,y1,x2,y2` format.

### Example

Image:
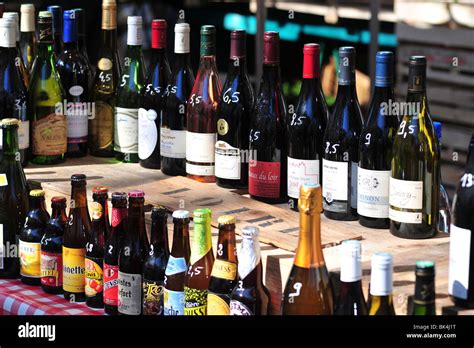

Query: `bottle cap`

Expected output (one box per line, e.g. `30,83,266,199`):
103,0,116,5
71,8,85,35
63,10,78,43
51,196,67,204
174,22,190,54
303,43,320,79
20,4,35,13
93,186,109,194
47,5,62,33
152,19,167,49
175,22,190,33
71,174,86,182
375,51,393,87
21,4,35,32
127,15,142,26
172,210,190,219
409,55,427,66
415,260,435,276
218,215,236,225
152,205,168,217
2,13,20,43
433,121,442,140
0,118,20,127
200,25,216,56
370,252,393,296
298,183,322,213
112,192,127,200
263,31,279,64
30,189,45,197
128,189,145,198
340,240,362,282
127,16,142,46
241,226,259,238
230,29,246,59
338,46,356,85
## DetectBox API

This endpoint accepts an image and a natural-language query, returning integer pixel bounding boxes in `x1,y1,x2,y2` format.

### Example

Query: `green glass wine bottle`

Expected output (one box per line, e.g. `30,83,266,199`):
411,260,436,315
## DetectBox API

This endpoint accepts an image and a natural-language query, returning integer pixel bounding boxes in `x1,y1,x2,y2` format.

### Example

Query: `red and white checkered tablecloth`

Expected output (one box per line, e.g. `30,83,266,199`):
0,279,104,315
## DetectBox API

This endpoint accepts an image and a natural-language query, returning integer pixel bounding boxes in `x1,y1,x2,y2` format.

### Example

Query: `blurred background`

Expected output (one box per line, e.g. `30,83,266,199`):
2,0,474,199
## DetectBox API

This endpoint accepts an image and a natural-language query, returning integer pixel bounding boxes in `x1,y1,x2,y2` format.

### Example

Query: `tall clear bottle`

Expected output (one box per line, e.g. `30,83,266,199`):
19,4,36,72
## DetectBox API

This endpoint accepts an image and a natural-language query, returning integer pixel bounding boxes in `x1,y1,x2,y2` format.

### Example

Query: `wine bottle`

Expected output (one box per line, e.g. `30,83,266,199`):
89,0,121,157
0,17,29,167
282,183,333,315
215,30,254,189
368,252,395,315
334,240,368,315
29,11,66,165
287,43,328,211
323,47,363,221
2,12,29,87
449,135,474,308
114,16,147,163
433,122,451,234
411,260,436,315
249,32,287,204
358,51,398,229
19,4,36,72
138,19,171,169
186,25,222,183
160,23,194,176
56,10,92,158
389,56,440,239
0,3,4,18
71,8,91,69
47,5,62,57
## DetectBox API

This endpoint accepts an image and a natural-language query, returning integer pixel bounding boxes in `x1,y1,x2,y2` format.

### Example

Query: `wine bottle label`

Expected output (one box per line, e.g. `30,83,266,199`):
111,207,126,227
448,224,471,300
287,157,320,199
322,159,348,212
211,259,237,281
388,177,423,224
40,250,63,287
215,141,241,180
160,128,186,159
0,174,8,186
143,279,164,315
85,256,104,297
92,101,114,150
118,271,142,315
186,131,216,163
114,107,139,154
184,287,207,315
32,113,67,156
248,160,281,198
19,240,41,278
164,289,185,315
165,255,187,276
138,108,158,160
18,120,29,150
62,246,86,293
207,293,230,315
230,300,253,315
104,263,119,306
98,58,113,71
66,100,89,143
357,168,390,218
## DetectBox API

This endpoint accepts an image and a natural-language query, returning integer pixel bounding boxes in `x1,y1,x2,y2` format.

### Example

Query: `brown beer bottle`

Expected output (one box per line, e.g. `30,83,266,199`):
91,186,111,241
63,174,91,302
230,226,270,315
184,208,214,315
282,183,333,314
163,210,191,316
207,215,238,315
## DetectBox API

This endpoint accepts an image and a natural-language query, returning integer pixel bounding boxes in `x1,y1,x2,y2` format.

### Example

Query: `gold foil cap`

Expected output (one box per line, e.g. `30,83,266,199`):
218,215,236,225
30,189,45,197
298,183,322,213
0,118,20,127
102,0,117,30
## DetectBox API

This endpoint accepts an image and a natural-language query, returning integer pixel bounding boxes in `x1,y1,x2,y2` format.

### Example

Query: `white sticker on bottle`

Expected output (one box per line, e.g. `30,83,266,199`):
357,168,390,218
185,131,216,163
165,256,187,276
138,108,158,160
322,159,348,202
160,128,186,159
448,224,471,300
18,120,29,150
186,162,214,176
388,209,422,224
66,102,88,143
215,141,241,180
118,271,142,315
287,157,320,199
114,107,139,153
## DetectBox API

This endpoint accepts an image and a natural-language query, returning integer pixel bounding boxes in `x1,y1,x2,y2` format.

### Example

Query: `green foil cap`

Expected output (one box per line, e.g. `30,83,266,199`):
200,25,216,56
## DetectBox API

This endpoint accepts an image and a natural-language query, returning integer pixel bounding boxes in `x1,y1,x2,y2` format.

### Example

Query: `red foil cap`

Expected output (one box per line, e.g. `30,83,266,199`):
93,186,109,194
51,196,67,204
128,190,145,198
230,29,246,58
152,19,167,49
303,43,320,79
263,31,279,64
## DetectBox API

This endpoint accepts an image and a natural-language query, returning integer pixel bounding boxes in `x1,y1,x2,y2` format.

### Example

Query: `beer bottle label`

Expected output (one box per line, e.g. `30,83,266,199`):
118,271,142,315
63,246,86,293
40,250,63,287
210,259,237,281
230,300,253,315
164,289,185,316
143,279,164,315
184,286,207,315
19,240,41,278
207,292,230,315
165,255,187,276
85,256,104,297
104,263,119,306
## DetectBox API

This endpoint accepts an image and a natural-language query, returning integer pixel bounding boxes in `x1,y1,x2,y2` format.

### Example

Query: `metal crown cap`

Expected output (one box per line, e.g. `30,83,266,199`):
218,215,236,225
30,189,45,197
172,210,190,219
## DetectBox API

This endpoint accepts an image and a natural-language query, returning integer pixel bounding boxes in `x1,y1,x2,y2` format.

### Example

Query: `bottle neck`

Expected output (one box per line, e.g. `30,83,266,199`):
128,199,146,243
190,221,212,265
30,197,47,211
126,44,143,60
70,185,88,209
198,54,218,70
406,67,427,107
93,195,109,226
1,127,19,156
171,220,189,255
259,64,281,94
299,77,323,96
238,237,261,281
149,47,168,73
63,40,79,52
294,209,325,268
227,56,247,76
216,225,237,263
150,215,169,253
21,12,35,33
175,52,191,69
51,205,67,220
413,273,435,306
100,28,117,51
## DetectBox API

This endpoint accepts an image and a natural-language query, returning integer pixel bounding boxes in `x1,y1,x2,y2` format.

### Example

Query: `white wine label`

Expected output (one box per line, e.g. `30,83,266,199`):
66,103,88,143
164,289,185,315
160,128,186,158
215,141,241,180
351,162,358,209
357,168,390,218
118,271,142,315
287,157,319,199
114,107,139,153
230,300,252,315
389,177,423,210
388,209,422,224
0,174,8,187
165,256,187,276
186,131,216,163
18,120,29,150
186,162,214,176
322,159,348,212
138,108,158,160
448,224,471,300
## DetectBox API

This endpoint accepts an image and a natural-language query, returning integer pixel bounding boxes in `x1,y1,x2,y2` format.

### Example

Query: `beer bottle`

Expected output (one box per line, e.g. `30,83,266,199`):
164,210,191,316
143,206,170,315
85,187,109,308
118,190,149,315
184,208,214,315
41,196,67,294
19,189,50,286
207,215,238,315
104,191,128,315
230,226,270,315
63,174,91,302
411,260,436,315
282,183,334,314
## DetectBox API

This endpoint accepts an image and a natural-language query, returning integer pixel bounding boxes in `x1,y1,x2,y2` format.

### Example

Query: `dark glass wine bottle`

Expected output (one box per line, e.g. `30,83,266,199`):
389,56,440,239
71,8,91,69
19,4,36,72
323,46,363,221
160,23,194,176
287,43,328,211
358,51,398,229
449,135,474,308
47,6,62,57
139,19,171,169
56,10,92,158
368,252,396,315
215,30,254,189
114,16,147,163
411,260,436,315
249,32,287,204
2,12,29,87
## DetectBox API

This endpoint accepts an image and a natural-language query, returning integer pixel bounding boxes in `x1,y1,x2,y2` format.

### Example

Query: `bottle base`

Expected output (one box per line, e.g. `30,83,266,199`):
41,285,63,294
21,277,41,286
86,298,104,309
104,305,118,315
216,177,247,189
250,195,287,204
64,291,86,303
161,158,186,176
389,222,437,239
89,149,115,158
359,216,389,229
30,155,66,165
140,160,161,170
450,296,474,309
324,210,359,221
